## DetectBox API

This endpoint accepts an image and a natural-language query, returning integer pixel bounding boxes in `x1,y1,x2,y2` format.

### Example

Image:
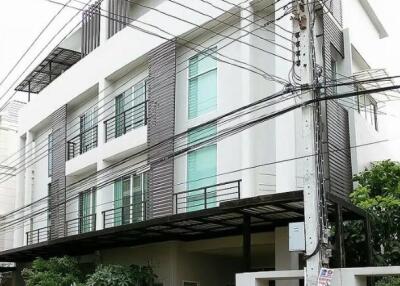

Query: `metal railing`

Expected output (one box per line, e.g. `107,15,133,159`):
102,201,146,229
67,125,98,160
173,180,242,214
64,213,96,236
26,226,51,245
104,101,147,142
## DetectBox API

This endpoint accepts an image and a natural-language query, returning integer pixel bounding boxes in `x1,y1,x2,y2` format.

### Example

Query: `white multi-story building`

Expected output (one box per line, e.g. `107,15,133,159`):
0,101,25,252
0,0,397,285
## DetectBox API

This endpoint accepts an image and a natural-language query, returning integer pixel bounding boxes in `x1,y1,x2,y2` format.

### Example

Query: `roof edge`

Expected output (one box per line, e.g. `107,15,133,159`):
358,0,389,39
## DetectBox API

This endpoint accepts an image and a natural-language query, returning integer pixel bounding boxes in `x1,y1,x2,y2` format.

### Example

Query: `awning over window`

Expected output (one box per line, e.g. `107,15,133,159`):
15,47,81,94
353,69,400,102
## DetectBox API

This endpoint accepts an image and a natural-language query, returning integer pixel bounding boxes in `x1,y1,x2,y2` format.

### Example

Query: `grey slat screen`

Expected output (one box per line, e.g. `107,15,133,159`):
147,40,177,219
108,0,130,38
82,1,101,57
49,105,67,238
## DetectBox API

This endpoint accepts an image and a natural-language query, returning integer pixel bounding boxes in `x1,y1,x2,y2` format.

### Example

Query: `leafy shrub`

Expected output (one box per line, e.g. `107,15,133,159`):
22,256,83,286
85,264,157,286
376,276,400,286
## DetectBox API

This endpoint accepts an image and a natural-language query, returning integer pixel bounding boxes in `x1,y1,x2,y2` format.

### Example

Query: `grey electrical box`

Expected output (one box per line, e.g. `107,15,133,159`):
289,222,305,252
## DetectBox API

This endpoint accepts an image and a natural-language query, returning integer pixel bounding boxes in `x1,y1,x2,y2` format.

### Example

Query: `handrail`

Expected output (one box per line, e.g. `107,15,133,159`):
26,225,51,245
104,101,147,142
174,179,242,196
173,179,242,214
67,124,98,143
67,125,98,160
65,213,96,236
103,100,147,125
102,201,146,229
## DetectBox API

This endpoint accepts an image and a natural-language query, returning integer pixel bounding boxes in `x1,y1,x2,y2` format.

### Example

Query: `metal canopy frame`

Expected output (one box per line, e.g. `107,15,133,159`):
0,191,367,263
14,48,82,96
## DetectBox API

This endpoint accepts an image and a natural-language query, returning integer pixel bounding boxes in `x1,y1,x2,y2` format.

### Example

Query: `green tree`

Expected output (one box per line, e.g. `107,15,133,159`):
349,160,400,266
22,256,84,286
85,264,157,286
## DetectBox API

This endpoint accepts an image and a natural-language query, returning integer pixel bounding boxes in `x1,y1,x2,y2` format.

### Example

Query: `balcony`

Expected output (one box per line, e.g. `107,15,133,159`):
173,180,242,214
104,101,147,142
26,226,51,245
102,201,146,229
23,181,241,247
67,126,98,160
65,214,96,236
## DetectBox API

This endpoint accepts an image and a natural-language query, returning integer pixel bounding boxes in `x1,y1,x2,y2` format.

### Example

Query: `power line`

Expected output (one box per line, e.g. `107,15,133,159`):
0,0,98,112
0,0,73,88
1,89,400,233
0,85,302,222
0,0,300,182
2,82,399,225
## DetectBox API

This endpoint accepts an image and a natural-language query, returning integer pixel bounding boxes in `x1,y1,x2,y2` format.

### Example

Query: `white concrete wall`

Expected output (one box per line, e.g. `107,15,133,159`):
100,232,276,286
342,0,381,61
236,266,400,286
18,0,248,136
0,122,18,251
174,10,280,198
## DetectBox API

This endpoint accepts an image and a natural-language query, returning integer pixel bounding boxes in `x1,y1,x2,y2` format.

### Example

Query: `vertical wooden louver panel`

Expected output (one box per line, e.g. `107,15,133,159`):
147,40,177,219
81,1,101,57
108,0,130,38
49,105,67,239
320,12,352,201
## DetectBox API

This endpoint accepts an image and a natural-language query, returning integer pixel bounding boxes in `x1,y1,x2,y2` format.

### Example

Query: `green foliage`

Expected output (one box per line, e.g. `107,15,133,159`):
85,264,157,286
23,256,157,286
375,276,400,286
21,256,84,286
348,160,400,266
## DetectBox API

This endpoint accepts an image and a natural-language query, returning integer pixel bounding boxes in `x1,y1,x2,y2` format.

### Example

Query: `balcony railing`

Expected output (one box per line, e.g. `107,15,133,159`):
67,125,98,160
26,226,51,245
104,101,147,142
64,214,96,236
102,201,146,229
173,180,242,214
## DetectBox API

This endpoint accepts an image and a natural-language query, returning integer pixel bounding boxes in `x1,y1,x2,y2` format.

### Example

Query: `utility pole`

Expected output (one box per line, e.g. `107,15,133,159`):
293,0,322,285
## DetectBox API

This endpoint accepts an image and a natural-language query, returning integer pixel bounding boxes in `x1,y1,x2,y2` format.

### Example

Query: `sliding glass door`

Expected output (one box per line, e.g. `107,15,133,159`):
113,173,147,226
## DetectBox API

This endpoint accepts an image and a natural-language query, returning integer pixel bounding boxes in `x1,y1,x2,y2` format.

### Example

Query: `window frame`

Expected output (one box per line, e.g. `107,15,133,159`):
186,124,218,212
113,172,148,225
188,47,218,119
357,93,379,131
48,133,53,177
183,281,200,286
78,188,96,233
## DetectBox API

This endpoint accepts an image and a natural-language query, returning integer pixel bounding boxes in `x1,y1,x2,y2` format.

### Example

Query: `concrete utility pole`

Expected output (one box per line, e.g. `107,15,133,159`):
293,0,322,285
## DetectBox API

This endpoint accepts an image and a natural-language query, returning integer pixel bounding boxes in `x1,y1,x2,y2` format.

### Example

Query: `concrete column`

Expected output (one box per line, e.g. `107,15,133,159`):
100,0,110,44
96,79,114,230
274,0,298,193
23,132,34,241
275,227,300,286
13,136,26,248
240,3,257,198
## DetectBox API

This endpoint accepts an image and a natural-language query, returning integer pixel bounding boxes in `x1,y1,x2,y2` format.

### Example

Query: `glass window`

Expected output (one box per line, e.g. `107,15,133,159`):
187,124,217,212
48,133,52,177
331,58,337,95
358,94,378,131
80,107,98,153
114,78,148,138
113,172,148,226
188,48,217,119
79,188,96,233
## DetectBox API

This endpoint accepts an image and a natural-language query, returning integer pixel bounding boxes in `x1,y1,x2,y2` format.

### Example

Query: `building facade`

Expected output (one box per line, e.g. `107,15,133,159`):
0,0,396,285
0,101,25,252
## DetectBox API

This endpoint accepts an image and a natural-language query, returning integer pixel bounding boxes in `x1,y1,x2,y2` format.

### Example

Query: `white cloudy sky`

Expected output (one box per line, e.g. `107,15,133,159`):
0,0,399,157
